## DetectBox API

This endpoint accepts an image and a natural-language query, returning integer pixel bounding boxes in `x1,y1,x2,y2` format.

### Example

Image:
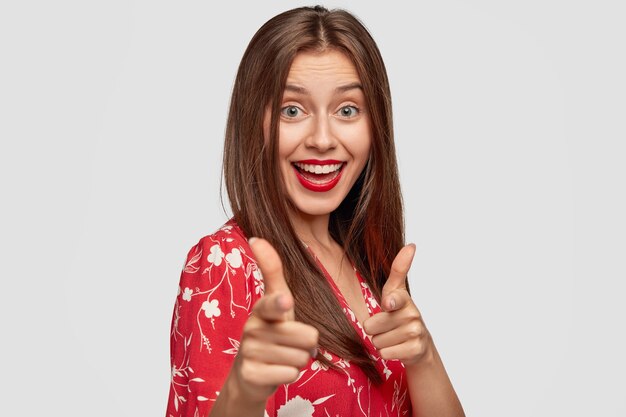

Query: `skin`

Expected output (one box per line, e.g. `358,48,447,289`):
210,50,465,417
273,49,371,224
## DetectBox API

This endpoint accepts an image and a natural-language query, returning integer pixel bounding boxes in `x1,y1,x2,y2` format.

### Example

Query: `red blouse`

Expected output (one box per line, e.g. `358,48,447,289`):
167,221,412,417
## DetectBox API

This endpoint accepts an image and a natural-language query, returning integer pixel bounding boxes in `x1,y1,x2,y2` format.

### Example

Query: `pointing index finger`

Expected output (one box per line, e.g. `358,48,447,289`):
249,237,294,321
249,238,291,296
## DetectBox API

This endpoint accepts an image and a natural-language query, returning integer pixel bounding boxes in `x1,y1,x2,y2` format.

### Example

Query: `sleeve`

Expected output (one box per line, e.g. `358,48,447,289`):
166,230,263,417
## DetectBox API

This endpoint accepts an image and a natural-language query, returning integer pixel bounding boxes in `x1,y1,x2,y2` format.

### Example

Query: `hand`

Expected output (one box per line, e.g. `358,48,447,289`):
231,238,319,403
362,244,433,367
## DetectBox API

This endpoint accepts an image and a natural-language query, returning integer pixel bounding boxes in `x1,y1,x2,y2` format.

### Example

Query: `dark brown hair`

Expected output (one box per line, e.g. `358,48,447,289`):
223,5,405,384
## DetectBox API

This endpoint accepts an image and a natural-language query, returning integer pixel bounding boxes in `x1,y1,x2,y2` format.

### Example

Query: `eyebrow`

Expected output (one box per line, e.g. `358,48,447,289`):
284,82,363,95
335,82,363,93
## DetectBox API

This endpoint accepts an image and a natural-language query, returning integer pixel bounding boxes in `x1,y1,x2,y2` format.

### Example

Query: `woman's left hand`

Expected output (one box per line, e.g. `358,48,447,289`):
362,244,434,368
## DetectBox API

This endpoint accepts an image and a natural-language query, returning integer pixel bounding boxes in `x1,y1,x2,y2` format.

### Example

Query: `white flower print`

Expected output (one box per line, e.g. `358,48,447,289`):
336,358,351,369
201,299,221,318
183,247,202,273
171,364,180,378
252,268,264,295
311,351,333,371
207,244,225,266
225,248,243,268
348,378,356,392
222,337,240,355
168,220,413,417
361,282,378,311
392,375,408,413
343,307,356,323
182,287,193,302
383,366,392,380
277,396,315,417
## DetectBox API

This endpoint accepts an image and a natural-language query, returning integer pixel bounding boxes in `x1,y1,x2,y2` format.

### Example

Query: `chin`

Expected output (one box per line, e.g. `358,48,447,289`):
289,196,344,218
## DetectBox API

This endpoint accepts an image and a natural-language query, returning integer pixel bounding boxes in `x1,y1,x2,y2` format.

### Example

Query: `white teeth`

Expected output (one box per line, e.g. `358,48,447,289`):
294,162,343,174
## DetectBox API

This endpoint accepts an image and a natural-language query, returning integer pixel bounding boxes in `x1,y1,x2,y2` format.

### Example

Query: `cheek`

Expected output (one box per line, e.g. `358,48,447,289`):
277,122,307,158
341,125,372,162
357,131,372,156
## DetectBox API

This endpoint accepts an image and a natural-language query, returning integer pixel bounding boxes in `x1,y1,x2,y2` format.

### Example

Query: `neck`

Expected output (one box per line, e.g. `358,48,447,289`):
289,210,334,250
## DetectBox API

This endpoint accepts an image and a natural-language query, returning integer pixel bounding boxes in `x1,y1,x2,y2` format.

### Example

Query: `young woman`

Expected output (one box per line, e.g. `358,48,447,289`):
167,6,465,417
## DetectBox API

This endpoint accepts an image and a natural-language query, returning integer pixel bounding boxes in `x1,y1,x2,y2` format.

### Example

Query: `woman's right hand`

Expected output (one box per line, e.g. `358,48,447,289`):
227,238,319,405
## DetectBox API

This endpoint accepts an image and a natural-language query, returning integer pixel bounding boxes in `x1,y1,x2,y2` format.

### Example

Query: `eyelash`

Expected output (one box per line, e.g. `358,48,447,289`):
280,105,361,119
281,105,303,118
337,105,360,118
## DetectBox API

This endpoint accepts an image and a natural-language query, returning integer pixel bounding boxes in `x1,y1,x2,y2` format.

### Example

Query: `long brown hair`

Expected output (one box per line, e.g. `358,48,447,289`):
223,5,405,384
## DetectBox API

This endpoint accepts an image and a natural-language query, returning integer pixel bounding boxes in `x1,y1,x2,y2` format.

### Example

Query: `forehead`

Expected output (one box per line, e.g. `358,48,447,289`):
286,49,361,85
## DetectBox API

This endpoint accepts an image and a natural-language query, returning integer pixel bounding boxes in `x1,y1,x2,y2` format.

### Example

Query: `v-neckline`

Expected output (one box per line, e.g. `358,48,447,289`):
304,246,381,350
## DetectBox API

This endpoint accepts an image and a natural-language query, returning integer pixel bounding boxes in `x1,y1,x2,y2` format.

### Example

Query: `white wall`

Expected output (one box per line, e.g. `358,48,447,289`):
1,0,624,415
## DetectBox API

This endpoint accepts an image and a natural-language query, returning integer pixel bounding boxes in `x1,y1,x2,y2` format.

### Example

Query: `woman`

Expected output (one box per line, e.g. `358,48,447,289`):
167,6,464,417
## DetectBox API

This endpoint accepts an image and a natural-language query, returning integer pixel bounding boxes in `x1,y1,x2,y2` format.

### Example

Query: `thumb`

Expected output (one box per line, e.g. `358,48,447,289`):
381,244,416,311
248,237,294,321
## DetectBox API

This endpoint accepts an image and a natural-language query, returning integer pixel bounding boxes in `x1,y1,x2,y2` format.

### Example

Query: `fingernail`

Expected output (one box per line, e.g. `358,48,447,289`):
389,298,396,310
310,347,318,358
248,237,258,245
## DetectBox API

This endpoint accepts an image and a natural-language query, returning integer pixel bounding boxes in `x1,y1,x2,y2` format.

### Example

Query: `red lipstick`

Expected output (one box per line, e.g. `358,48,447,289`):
292,160,344,192
296,159,342,165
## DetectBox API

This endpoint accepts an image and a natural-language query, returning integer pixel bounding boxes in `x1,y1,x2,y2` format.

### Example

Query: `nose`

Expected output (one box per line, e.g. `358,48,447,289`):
305,115,337,152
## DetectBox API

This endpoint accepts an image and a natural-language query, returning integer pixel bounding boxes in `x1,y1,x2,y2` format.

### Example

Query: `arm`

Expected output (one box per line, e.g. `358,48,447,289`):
166,235,318,417
207,359,266,417
209,238,319,417
404,339,465,417
363,245,465,417
166,232,256,416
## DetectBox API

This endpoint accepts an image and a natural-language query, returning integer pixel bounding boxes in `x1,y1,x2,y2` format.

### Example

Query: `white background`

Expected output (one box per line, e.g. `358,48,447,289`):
1,0,625,415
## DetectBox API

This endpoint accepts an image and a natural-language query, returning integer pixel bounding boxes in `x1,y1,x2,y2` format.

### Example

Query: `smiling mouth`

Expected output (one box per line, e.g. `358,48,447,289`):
293,162,343,181
292,161,345,192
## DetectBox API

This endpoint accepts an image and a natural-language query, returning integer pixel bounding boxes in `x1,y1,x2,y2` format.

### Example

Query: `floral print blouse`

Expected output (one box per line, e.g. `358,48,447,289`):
167,220,412,417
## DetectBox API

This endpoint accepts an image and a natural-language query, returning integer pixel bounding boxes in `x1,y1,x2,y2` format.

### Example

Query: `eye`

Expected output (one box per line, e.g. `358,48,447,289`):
337,105,359,118
281,105,303,118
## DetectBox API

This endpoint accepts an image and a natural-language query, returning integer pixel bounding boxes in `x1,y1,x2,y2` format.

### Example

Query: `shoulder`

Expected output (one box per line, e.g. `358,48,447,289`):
183,219,249,272
168,221,260,413
179,219,264,307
